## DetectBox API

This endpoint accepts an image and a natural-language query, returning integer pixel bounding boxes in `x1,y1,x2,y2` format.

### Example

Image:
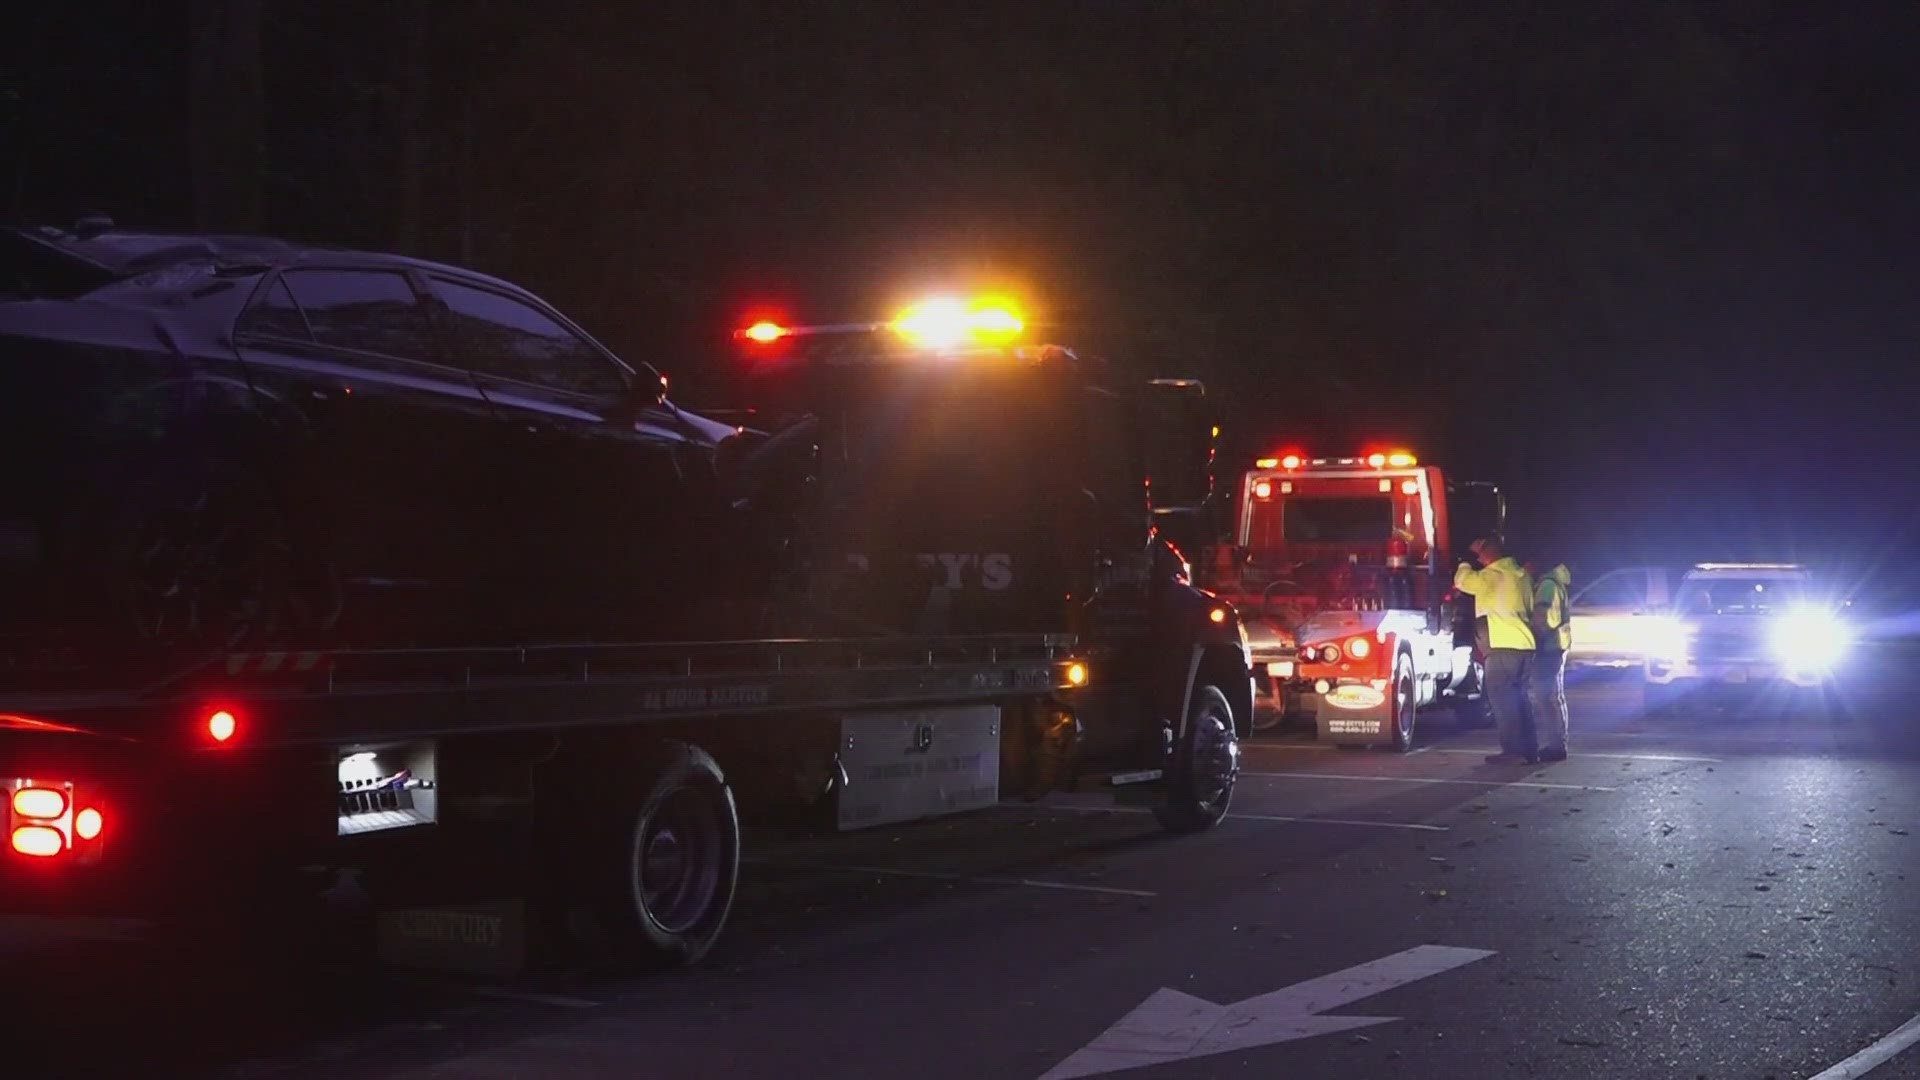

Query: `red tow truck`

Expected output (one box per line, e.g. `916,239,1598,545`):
1197,449,1504,749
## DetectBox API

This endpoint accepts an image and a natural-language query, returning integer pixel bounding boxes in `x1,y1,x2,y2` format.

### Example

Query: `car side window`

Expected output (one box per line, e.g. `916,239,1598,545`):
235,276,311,339
431,276,628,399
1574,571,1644,609
281,269,439,362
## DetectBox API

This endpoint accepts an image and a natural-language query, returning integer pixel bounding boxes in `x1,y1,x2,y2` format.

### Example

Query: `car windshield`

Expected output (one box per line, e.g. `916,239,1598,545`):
1676,576,1808,615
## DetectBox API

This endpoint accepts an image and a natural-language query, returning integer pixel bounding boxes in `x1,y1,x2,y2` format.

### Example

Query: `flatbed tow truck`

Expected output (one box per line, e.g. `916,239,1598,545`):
2,295,1252,974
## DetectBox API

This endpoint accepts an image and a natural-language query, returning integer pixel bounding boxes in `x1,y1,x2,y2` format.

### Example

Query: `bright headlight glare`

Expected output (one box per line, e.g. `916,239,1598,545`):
1771,607,1849,671
1646,617,1692,662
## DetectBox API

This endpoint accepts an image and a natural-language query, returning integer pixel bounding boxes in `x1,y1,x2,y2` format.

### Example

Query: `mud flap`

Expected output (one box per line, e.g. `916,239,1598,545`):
1313,683,1394,746
377,898,530,977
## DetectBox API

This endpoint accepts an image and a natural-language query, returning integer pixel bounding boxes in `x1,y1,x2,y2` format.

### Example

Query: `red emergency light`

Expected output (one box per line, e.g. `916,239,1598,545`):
1258,450,1417,470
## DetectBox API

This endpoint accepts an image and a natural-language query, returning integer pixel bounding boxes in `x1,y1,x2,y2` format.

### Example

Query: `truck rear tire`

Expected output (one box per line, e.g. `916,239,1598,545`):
592,742,740,967
1389,651,1417,752
1154,684,1240,834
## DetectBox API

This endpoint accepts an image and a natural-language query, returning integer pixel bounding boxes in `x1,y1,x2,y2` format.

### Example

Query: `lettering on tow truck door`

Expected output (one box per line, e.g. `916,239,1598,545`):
915,552,1014,590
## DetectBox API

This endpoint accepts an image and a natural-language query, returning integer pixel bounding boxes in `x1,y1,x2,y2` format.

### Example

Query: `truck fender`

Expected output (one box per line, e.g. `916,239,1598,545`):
1175,643,1257,740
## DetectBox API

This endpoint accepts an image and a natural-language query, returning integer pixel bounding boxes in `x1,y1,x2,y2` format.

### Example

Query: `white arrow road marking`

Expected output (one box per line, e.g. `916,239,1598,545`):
1809,1012,1920,1079
1038,944,1496,1080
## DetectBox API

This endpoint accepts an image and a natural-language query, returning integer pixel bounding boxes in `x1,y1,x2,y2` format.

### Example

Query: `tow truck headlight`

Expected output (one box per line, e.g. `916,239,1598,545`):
1770,607,1850,672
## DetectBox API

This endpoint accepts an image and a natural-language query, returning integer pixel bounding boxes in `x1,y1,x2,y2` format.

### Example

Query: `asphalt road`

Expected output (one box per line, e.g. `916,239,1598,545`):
7,665,1920,1080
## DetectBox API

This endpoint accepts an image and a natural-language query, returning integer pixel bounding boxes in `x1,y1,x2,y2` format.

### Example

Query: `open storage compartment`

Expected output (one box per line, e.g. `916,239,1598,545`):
336,739,438,836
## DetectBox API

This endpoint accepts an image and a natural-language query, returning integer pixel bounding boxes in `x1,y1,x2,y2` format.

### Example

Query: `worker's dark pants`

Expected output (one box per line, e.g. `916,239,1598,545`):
1529,648,1569,754
1484,648,1536,757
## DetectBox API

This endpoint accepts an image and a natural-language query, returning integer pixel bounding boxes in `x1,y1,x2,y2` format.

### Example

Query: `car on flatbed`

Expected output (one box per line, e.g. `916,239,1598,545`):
2,218,751,675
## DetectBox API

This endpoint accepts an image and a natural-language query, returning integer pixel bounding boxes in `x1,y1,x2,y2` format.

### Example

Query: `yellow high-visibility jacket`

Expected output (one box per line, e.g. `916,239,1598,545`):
1454,556,1537,650
1533,564,1573,653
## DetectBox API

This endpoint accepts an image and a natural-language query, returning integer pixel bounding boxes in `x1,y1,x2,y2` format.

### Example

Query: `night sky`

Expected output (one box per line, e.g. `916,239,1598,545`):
7,2,1918,577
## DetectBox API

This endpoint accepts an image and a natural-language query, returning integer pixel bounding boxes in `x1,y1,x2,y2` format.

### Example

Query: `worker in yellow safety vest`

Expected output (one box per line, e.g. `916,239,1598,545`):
1453,536,1537,764
1528,561,1573,762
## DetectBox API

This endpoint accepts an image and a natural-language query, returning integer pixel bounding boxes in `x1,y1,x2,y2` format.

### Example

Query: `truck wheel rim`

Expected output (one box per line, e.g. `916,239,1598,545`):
1189,710,1239,810
638,787,723,935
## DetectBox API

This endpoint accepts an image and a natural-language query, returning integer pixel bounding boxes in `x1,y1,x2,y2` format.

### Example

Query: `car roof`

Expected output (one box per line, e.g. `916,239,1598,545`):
7,223,532,297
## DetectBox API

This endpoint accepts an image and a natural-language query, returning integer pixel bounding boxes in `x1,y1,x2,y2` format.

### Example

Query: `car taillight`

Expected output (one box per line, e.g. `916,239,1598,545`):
11,786,66,819
74,807,104,841
6,779,105,862
11,825,62,858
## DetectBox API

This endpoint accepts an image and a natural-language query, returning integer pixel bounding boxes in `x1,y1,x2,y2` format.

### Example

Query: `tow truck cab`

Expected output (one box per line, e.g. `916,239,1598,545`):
724,314,1254,783
1198,451,1505,748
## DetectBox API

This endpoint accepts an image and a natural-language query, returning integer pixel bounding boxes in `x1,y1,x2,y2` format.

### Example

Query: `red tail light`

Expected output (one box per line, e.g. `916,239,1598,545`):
11,825,63,857
11,786,66,819
74,807,104,841
207,709,238,743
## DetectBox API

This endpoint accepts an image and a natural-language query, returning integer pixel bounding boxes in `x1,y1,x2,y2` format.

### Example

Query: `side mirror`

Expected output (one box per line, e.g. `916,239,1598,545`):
639,371,669,407
613,371,670,427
